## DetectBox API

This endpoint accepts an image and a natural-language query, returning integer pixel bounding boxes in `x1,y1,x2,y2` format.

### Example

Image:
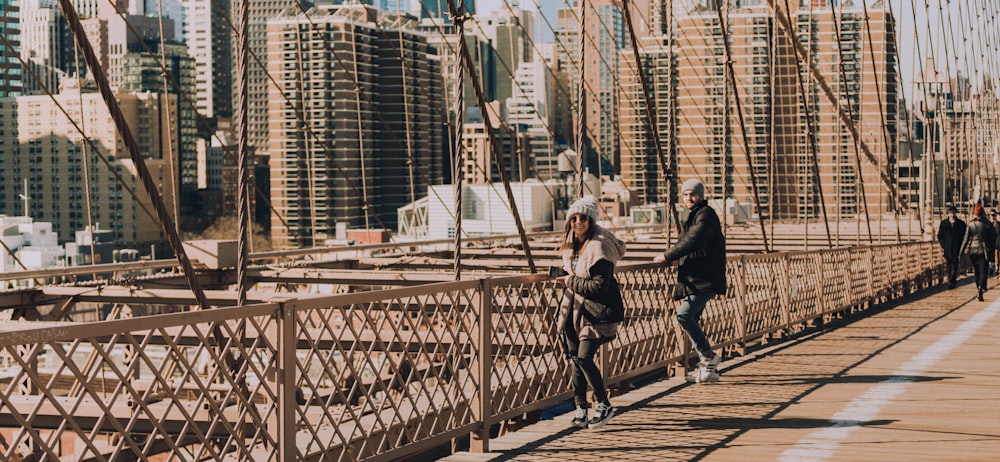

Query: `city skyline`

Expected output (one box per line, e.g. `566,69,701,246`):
1,0,998,251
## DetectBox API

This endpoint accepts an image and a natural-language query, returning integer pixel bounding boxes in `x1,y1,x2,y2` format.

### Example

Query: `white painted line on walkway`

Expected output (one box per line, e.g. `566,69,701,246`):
779,298,1000,461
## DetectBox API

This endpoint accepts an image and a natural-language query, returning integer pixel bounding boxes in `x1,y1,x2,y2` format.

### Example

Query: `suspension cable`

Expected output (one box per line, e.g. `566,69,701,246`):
56,0,210,310
715,0,770,251
446,0,537,273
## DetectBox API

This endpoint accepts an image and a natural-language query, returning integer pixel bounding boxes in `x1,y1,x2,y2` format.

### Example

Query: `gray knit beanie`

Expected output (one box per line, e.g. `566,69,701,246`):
681,179,705,197
567,195,600,222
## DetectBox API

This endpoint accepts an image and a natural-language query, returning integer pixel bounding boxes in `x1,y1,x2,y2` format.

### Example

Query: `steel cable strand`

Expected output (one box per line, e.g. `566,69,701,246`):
778,0,834,248
715,0,771,251
55,0,211,312
763,0,903,208
829,0,874,243
446,0,537,273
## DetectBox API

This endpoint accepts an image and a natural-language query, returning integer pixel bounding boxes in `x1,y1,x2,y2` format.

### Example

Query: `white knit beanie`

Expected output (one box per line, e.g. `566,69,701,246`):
681,178,705,197
567,195,600,222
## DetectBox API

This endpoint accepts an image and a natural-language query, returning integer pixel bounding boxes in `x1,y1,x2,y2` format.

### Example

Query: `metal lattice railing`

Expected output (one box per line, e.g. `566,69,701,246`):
0,242,944,461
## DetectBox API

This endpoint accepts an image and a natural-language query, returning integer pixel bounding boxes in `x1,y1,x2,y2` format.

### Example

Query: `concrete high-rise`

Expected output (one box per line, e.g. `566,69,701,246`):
417,17,495,112
181,0,232,120
479,6,533,106
122,42,200,218
672,2,897,220
618,35,675,205
0,80,179,244
247,0,303,166
507,57,557,180
267,4,444,248
19,0,78,95
461,101,531,184
1,0,22,97
554,0,625,177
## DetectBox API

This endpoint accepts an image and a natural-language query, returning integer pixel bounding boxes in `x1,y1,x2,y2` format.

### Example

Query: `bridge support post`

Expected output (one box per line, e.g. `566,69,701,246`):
734,256,748,356
266,300,298,461
15,343,40,458
470,279,492,453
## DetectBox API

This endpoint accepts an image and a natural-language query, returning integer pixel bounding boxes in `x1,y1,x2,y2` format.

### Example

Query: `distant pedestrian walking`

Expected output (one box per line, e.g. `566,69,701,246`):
991,210,1000,277
938,205,966,289
555,195,625,429
654,179,726,383
962,204,996,301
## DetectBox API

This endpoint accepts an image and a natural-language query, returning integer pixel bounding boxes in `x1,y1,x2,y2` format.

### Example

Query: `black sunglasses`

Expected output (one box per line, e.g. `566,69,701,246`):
570,215,591,223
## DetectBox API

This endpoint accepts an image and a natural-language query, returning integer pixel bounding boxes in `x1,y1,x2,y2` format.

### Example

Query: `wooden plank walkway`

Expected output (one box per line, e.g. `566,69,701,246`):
440,278,1000,461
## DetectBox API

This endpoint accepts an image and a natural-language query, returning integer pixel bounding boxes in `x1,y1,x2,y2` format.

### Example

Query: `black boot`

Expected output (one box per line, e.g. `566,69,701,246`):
978,289,985,302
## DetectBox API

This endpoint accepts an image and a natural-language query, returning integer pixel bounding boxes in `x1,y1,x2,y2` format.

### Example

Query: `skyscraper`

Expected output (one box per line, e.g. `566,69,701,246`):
555,0,624,177
480,6,533,106
0,0,22,97
267,4,444,248
672,2,897,220
19,0,77,95
420,0,473,21
181,0,232,120
619,35,675,205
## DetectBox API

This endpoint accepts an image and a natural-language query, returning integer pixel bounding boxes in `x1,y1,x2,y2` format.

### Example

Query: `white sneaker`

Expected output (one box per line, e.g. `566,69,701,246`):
571,406,588,428
588,401,614,429
695,354,721,383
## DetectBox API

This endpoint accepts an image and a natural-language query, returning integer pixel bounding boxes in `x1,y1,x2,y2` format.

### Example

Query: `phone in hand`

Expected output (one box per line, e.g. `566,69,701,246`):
548,266,569,278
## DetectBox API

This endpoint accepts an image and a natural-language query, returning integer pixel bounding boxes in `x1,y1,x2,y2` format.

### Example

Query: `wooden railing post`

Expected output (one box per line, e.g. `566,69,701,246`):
734,256,748,354
16,343,39,457
813,251,827,325
780,254,792,335
470,279,493,453
267,300,297,462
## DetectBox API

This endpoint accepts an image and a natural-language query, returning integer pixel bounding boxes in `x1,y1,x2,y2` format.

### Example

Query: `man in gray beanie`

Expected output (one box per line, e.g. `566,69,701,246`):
654,178,726,383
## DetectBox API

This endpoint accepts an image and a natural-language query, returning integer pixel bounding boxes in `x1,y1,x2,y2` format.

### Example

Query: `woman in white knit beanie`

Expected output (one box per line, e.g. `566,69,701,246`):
554,194,626,429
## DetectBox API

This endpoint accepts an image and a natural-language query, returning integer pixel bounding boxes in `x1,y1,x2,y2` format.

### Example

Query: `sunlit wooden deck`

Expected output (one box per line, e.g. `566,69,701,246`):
441,276,1000,461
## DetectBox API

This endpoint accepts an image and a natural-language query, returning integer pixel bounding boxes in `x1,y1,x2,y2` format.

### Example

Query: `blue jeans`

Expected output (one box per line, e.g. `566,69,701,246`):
676,292,715,359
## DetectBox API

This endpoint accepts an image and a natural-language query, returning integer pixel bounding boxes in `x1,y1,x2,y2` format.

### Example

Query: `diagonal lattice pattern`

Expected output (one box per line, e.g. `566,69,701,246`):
0,303,281,462
0,243,945,461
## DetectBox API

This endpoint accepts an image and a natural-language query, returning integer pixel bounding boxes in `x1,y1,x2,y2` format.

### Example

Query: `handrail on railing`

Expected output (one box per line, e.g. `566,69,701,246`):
0,242,944,461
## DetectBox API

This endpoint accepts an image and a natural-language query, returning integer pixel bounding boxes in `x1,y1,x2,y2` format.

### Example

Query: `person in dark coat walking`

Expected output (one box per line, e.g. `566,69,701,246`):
992,210,1000,278
654,179,726,383
962,204,996,301
938,205,966,289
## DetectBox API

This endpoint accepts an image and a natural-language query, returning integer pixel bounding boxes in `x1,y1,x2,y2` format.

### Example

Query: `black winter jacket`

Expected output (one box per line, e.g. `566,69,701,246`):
938,218,966,258
962,217,996,257
664,200,727,300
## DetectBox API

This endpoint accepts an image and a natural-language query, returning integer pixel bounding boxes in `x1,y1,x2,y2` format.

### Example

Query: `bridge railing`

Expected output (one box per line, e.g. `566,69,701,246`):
0,242,944,461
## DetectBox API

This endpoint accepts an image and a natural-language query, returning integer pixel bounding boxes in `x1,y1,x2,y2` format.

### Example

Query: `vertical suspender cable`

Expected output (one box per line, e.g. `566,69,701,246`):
56,0,211,311
452,6,468,280
156,0,179,235
830,1,873,245
576,0,588,196
295,13,317,247
446,0,537,273
621,0,680,232
782,0,833,248
716,0,771,252
347,10,373,233
235,0,250,305
73,40,98,264
861,0,903,242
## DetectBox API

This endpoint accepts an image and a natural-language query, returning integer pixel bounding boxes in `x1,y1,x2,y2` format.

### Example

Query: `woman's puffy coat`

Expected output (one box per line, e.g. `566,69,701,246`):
556,225,626,340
